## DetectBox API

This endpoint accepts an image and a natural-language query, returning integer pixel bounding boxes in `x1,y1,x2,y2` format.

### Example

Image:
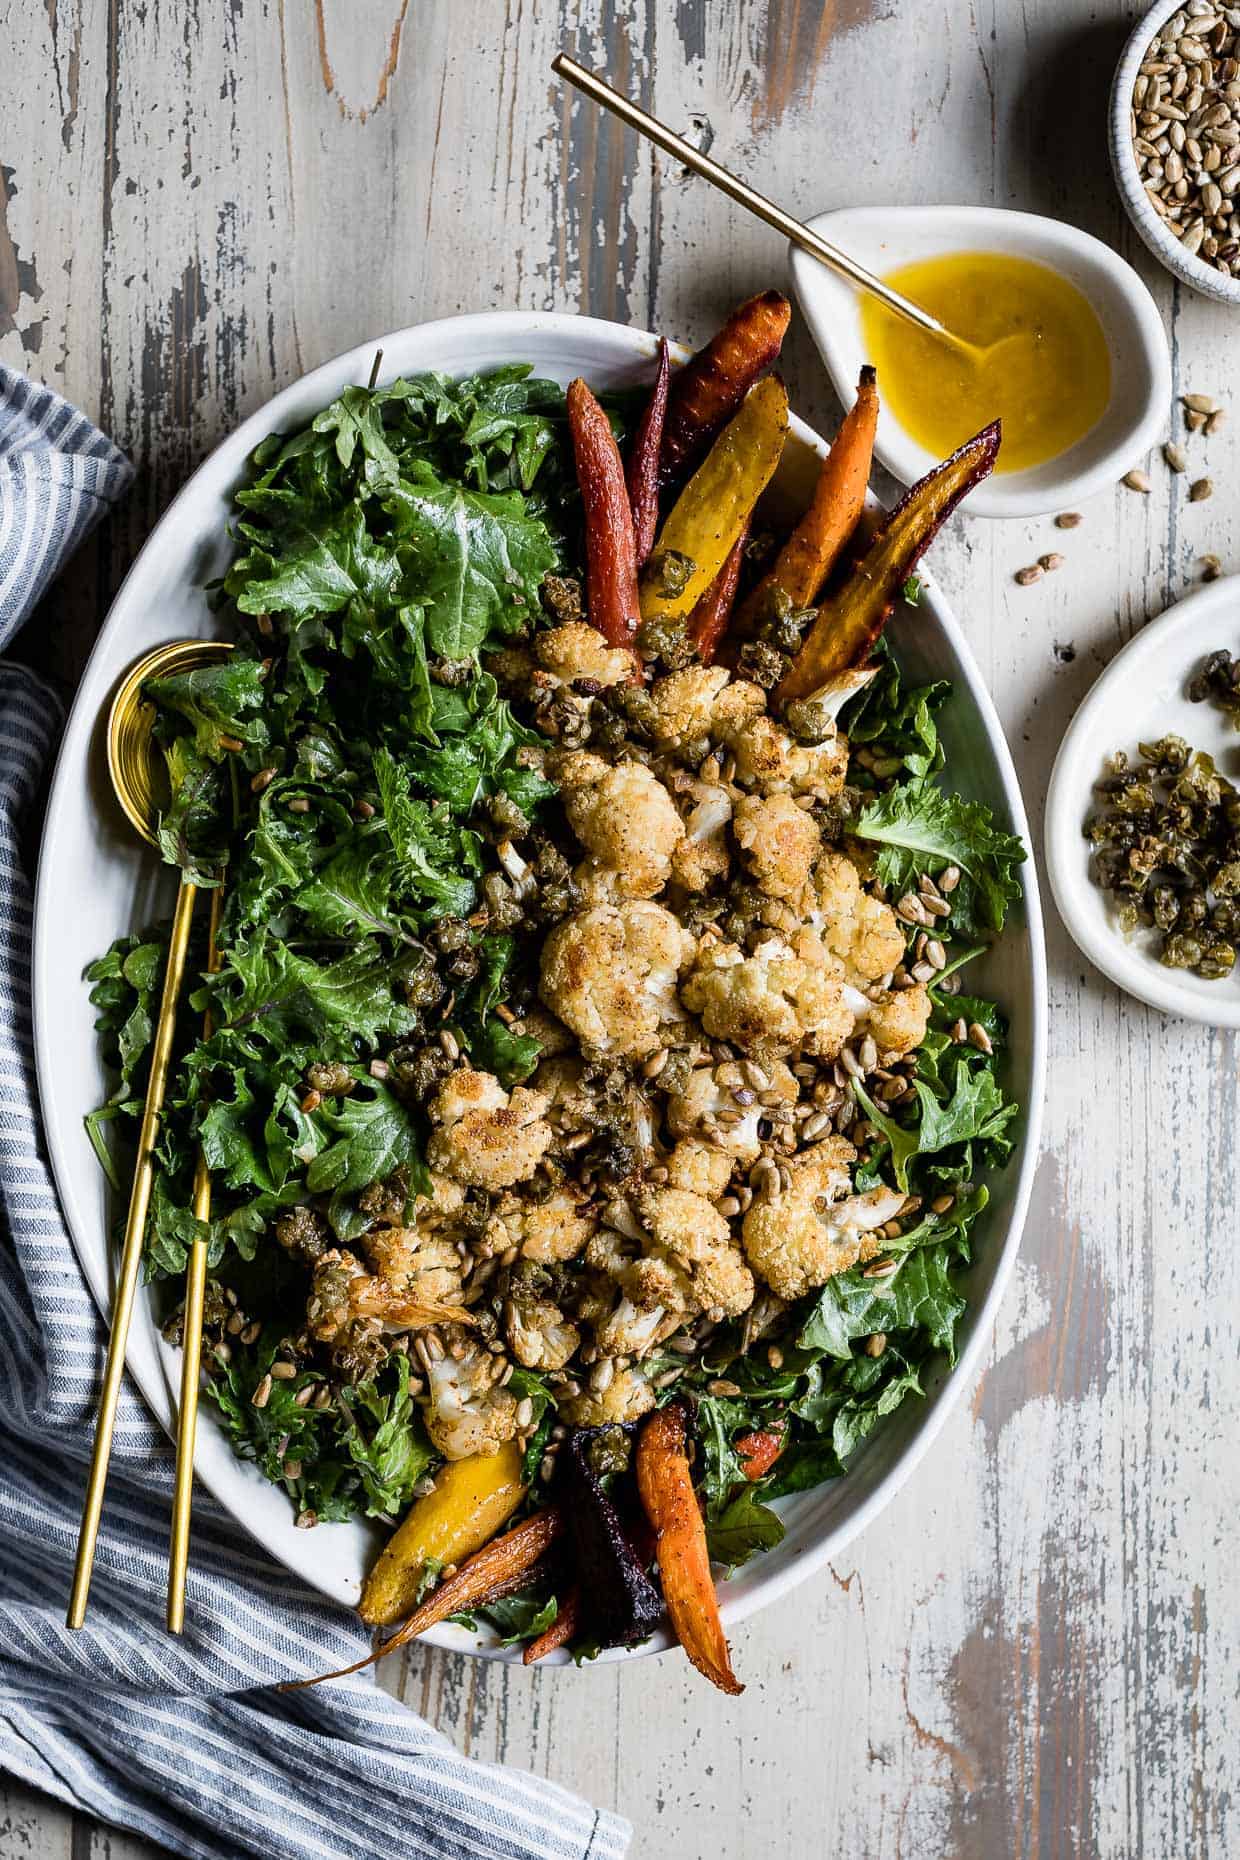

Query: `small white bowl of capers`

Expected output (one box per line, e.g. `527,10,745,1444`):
1111,0,1240,304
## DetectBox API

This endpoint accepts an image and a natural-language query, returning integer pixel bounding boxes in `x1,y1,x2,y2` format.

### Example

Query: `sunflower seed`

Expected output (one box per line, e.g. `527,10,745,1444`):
1164,440,1190,471
967,1021,995,1055
1015,564,1044,587
1123,468,1153,492
1191,475,1215,499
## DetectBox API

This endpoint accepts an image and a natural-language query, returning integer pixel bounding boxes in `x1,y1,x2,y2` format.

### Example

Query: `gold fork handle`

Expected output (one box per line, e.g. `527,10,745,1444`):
66,875,198,1629
167,886,221,1634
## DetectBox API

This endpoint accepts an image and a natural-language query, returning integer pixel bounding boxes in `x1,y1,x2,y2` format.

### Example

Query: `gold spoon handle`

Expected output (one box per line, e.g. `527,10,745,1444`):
166,885,221,1635
67,875,198,1629
552,53,951,344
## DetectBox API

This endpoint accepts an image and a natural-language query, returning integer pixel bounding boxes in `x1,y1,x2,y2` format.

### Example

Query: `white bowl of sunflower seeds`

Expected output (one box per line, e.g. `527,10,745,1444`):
1112,0,1240,302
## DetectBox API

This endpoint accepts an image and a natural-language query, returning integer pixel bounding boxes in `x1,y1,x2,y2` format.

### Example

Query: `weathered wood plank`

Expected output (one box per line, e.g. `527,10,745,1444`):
1,0,1237,1855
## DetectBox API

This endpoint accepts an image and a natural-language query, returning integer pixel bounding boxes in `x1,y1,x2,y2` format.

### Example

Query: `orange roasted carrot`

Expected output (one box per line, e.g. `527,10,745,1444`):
687,522,749,665
734,1427,785,1482
635,1402,743,1696
625,336,670,566
522,1586,581,1665
776,420,1001,706
566,378,641,658
282,1508,564,1690
736,366,879,634
660,291,791,487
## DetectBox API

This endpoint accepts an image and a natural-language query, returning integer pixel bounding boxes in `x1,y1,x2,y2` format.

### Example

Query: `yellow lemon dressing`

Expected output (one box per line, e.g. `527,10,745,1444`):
860,251,1111,473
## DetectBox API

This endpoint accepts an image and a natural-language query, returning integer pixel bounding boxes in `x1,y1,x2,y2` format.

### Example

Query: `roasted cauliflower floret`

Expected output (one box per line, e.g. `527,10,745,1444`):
502,1260,581,1371
540,901,694,1059
484,1185,597,1264
307,1247,467,1344
741,1140,908,1299
670,782,734,892
533,621,634,689
864,983,933,1059
555,749,684,898
726,712,848,799
666,1058,798,1166
733,791,821,899
420,1323,523,1460
361,1224,466,1311
646,664,733,750
426,1068,552,1191
665,1138,733,1199
509,1005,575,1059
559,1365,656,1429
681,936,853,1058
711,678,767,740
581,1228,671,1358
629,1187,754,1319
811,851,906,983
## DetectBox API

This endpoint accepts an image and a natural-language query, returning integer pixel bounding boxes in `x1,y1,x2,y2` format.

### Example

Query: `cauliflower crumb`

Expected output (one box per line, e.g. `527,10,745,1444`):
646,665,732,749
555,750,684,898
426,1068,553,1191
864,983,932,1060
681,936,853,1058
421,1323,522,1460
560,1365,656,1429
741,1140,907,1299
540,901,694,1059
629,1187,754,1319
533,621,634,689
726,712,848,799
733,791,821,898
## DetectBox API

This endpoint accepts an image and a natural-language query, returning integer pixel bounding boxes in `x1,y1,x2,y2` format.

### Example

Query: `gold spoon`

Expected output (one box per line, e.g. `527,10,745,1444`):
67,636,232,1633
552,54,994,364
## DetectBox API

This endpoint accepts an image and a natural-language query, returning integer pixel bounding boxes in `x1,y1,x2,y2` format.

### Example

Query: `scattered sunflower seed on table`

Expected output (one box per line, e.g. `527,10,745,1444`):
1131,5,1240,277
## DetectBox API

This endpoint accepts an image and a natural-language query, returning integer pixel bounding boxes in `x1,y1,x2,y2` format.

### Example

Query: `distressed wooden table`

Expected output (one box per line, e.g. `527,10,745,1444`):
3,1,1237,1854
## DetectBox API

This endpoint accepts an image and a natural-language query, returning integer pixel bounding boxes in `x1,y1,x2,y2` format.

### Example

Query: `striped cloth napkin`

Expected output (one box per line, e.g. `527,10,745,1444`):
0,363,629,1860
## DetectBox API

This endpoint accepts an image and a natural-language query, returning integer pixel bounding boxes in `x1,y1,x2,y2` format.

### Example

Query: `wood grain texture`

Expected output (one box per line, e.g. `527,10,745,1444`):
1,0,1237,1854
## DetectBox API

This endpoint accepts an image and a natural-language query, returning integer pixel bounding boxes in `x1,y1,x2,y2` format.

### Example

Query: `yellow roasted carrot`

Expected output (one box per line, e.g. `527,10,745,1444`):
359,1441,527,1627
639,376,788,630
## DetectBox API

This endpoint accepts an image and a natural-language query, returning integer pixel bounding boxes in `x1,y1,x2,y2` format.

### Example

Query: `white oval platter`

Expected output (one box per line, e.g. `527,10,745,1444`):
33,310,1047,1662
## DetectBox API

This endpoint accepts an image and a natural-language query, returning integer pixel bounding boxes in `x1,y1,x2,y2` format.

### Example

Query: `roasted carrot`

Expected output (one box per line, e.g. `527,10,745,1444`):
635,1401,743,1696
359,1442,527,1627
282,1508,564,1690
566,377,641,657
734,1427,785,1482
776,420,1001,706
522,1587,581,1665
640,377,788,629
660,291,791,487
735,366,879,637
687,523,749,665
625,337,670,566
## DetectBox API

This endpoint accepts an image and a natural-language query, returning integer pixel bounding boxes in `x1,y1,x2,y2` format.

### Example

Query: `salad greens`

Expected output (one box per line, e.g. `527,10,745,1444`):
85,363,1024,1570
